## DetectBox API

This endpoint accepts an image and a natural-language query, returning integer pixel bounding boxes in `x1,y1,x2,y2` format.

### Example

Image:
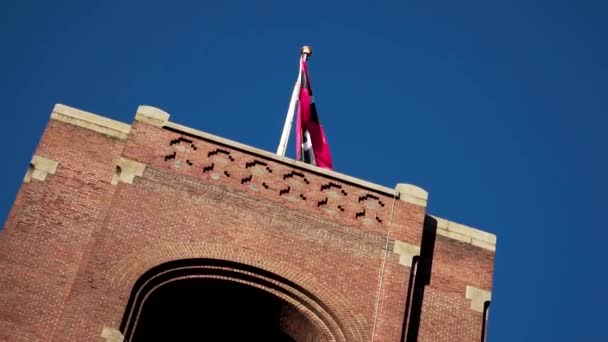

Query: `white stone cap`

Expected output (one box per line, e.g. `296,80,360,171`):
135,105,170,127
395,183,428,207
429,215,497,252
51,104,131,139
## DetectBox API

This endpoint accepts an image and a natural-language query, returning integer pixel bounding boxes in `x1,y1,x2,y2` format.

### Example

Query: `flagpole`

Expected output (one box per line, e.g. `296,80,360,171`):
276,46,312,156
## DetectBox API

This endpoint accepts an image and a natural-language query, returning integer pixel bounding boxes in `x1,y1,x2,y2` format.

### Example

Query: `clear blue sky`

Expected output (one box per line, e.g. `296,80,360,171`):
1,1,606,340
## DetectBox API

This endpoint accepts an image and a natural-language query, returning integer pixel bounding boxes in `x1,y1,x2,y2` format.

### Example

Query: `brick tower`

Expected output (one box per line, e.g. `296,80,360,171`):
0,104,496,341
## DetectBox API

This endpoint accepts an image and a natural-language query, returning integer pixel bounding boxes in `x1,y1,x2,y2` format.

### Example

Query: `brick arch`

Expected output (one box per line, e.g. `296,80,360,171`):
105,242,366,341
121,270,336,341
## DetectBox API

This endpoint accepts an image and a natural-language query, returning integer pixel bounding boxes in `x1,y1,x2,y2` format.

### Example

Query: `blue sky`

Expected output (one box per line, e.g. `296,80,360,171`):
1,1,607,340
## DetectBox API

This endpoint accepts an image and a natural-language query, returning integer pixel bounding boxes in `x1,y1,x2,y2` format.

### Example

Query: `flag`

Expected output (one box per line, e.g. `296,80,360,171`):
295,59,333,170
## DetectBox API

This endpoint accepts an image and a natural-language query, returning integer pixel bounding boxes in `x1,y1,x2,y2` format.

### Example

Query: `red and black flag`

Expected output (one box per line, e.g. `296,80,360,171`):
294,59,333,170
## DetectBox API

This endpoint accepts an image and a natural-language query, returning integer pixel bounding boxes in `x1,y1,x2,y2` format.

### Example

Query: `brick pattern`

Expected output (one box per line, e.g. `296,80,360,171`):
430,236,494,293
0,120,125,341
280,303,331,341
130,123,394,233
412,232,495,341
418,288,482,342
0,107,495,342
53,168,384,340
112,257,348,340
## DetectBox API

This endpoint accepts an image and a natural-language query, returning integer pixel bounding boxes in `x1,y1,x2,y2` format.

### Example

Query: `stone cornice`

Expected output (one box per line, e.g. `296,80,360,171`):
51,104,131,140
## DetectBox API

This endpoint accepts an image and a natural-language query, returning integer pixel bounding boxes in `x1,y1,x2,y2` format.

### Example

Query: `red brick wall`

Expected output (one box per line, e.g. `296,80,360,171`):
411,218,495,342
0,119,125,341
0,107,495,341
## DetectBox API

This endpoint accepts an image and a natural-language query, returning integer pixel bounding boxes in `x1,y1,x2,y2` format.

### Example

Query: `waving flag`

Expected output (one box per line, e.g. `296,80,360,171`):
295,59,333,169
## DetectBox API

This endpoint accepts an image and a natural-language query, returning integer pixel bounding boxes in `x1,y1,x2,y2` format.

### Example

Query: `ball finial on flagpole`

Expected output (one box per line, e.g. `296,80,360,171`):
301,45,312,58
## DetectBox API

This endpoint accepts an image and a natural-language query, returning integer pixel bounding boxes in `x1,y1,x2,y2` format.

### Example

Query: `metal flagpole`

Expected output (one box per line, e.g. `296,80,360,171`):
276,46,312,156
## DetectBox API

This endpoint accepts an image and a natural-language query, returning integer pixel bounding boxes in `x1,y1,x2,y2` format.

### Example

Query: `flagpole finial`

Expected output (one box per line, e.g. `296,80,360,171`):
301,45,312,58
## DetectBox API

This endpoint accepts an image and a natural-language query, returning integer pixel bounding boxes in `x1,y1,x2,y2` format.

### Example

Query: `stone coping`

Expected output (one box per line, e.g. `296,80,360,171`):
48,104,428,206
51,104,131,139
429,215,497,252
47,103,499,247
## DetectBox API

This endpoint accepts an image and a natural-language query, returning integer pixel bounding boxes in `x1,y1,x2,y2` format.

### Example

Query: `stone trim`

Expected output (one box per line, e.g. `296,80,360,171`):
51,104,130,140
50,104,430,206
395,183,428,207
111,158,146,185
101,326,124,342
465,285,492,313
430,215,496,252
393,240,420,267
24,155,58,182
135,105,170,127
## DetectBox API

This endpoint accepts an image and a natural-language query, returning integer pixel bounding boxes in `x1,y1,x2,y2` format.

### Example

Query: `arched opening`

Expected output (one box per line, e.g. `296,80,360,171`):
120,258,342,341
131,277,293,340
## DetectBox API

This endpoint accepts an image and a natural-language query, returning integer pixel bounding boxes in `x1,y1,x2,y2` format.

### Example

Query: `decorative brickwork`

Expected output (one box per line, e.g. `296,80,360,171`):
0,104,496,341
157,130,392,228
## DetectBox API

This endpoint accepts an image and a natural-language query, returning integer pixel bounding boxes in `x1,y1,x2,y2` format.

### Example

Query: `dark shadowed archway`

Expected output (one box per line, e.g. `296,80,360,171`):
120,258,344,341
131,277,293,340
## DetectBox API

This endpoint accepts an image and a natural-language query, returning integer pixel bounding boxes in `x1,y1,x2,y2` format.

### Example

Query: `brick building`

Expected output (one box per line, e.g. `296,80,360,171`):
0,104,496,341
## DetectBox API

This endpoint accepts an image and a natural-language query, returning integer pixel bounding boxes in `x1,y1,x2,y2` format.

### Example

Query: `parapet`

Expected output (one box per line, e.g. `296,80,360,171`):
428,215,496,251
137,104,428,207
51,104,131,140
48,104,497,243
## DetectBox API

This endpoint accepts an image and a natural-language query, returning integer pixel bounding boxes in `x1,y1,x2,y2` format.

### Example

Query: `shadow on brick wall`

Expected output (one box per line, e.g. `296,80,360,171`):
401,215,437,342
